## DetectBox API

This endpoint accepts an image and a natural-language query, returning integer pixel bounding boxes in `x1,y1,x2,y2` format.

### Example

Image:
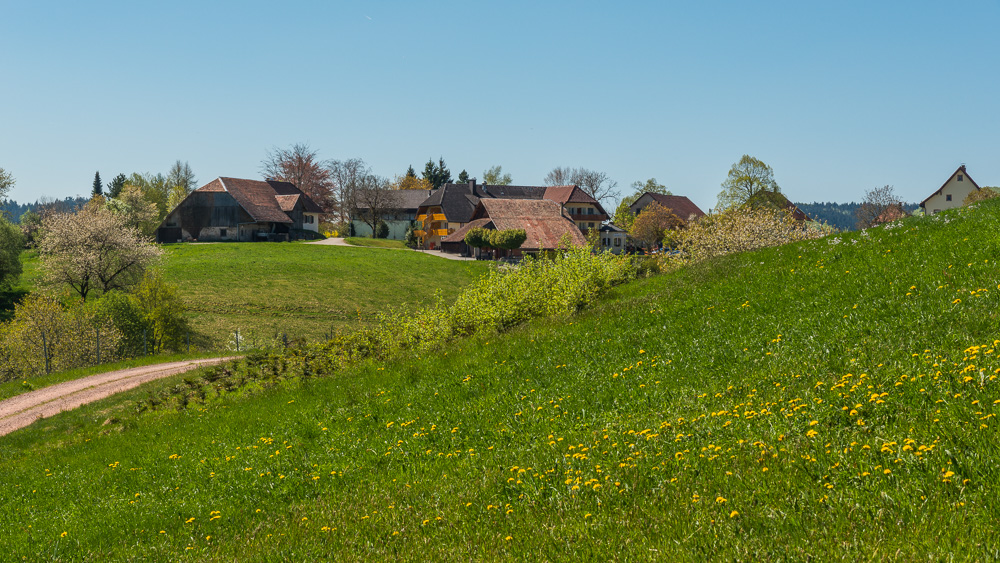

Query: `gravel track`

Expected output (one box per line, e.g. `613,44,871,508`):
0,357,236,437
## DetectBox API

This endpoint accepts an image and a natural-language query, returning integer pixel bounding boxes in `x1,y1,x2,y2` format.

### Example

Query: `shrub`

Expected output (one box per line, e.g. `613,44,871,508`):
131,270,189,353
0,293,122,380
319,247,636,362
88,290,147,357
672,206,826,263
464,227,491,250
375,221,389,239
964,187,1000,205
0,216,23,288
489,229,527,252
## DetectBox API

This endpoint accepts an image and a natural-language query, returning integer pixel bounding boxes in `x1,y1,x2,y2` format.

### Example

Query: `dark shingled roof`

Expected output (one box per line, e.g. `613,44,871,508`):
630,193,705,222
420,182,613,224
443,199,587,250
355,189,433,211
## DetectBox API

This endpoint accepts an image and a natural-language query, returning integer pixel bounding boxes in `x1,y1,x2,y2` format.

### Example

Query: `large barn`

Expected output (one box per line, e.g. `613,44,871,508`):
156,177,323,243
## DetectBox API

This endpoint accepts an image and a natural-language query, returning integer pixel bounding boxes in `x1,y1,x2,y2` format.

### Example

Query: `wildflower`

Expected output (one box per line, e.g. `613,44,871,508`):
716,496,726,504
60,532,67,538
729,510,739,518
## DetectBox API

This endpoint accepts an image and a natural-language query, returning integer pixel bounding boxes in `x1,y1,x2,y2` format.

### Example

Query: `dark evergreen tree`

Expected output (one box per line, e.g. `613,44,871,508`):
436,158,452,186
405,165,417,179
457,169,470,184
92,171,103,197
422,159,436,187
107,173,128,198
422,157,454,189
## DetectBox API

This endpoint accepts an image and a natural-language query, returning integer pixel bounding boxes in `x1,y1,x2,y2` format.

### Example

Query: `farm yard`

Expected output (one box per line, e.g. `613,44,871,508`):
2,201,999,559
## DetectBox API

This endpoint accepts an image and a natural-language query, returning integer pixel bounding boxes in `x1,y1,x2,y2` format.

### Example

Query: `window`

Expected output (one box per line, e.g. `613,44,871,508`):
946,194,952,201
588,222,595,228
958,175,964,181
614,238,621,247
220,229,227,237
587,208,594,215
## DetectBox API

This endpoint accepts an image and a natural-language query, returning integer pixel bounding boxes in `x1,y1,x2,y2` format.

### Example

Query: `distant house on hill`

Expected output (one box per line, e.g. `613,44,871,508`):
350,189,431,240
156,177,322,243
629,193,706,224
920,165,981,216
441,198,587,257
744,190,811,222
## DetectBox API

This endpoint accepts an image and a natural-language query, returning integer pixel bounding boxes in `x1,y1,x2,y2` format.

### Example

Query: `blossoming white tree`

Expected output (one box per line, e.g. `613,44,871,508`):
38,202,162,301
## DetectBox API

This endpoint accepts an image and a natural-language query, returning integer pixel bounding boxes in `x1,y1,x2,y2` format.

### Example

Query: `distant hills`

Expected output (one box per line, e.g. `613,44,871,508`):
0,197,89,222
794,201,919,231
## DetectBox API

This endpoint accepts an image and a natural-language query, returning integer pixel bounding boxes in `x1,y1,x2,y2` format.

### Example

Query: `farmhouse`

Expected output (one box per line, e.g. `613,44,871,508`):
920,165,981,216
629,193,706,224
414,180,610,251
441,198,587,257
156,177,322,243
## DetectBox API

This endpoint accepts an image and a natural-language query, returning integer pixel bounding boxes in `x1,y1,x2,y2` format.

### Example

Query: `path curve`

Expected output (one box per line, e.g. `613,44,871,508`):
0,357,237,437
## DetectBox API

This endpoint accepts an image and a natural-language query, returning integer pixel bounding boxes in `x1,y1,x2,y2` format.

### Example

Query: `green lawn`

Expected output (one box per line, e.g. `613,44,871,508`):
4,202,1000,559
343,237,407,249
159,242,486,347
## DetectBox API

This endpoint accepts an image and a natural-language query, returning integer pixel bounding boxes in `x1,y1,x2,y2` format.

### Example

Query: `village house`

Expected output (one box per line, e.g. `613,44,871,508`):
350,189,431,239
598,223,628,254
920,165,981,216
441,198,587,257
629,193,706,224
156,177,322,243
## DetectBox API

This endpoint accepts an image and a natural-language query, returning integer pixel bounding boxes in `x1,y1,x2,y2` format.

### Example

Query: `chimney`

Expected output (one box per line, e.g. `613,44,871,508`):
468,178,476,194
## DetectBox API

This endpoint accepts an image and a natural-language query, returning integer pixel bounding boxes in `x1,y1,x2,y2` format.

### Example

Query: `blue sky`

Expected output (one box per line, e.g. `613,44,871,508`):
2,1,997,212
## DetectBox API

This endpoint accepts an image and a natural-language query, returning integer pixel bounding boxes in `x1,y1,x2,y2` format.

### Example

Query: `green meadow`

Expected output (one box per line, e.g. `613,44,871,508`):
157,242,487,347
3,201,1000,560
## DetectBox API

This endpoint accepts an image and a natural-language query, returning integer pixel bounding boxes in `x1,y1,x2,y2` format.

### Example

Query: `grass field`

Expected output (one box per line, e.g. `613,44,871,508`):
157,242,486,347
3,201,1000,559
343,237,407,249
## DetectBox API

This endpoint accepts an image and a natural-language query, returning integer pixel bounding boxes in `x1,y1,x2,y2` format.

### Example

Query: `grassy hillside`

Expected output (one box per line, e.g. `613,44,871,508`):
159,243,486,347
3,202,1000,559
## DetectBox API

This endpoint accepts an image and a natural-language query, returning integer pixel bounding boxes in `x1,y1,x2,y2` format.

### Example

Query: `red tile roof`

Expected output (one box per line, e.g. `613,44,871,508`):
631,193,705,221
443,199,587,250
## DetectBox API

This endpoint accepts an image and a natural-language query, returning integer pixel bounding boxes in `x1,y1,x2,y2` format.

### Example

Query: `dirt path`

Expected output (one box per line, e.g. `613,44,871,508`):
0,357,237,437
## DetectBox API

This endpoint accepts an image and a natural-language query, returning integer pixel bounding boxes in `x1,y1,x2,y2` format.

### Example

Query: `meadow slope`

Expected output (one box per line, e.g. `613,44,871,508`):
2,202,1000,560
160,242,487,347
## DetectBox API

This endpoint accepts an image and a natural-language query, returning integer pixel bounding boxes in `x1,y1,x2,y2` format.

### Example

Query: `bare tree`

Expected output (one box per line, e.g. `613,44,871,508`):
260,144,334,212
38,202,162,301
354,175,401,238
166,160,197,210
544,167,574,186
328,158,370,224
544,167,619,206
855,185,899,229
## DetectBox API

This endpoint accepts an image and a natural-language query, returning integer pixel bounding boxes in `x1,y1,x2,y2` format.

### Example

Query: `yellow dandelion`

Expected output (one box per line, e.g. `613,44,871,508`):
729,510,739,518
